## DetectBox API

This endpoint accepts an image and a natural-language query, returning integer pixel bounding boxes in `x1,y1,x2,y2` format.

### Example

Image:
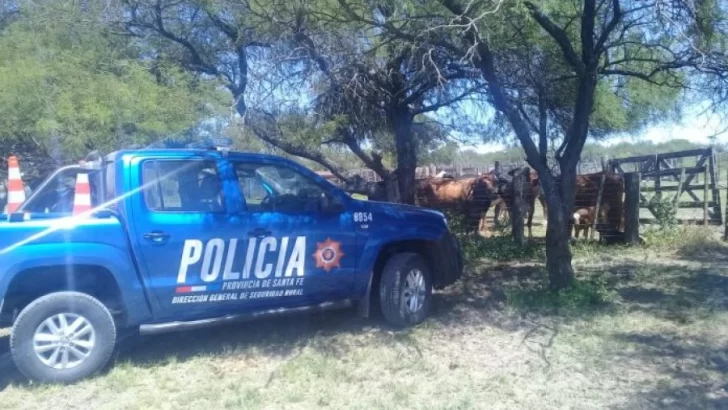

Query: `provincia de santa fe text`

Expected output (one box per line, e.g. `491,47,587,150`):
171,235,345,305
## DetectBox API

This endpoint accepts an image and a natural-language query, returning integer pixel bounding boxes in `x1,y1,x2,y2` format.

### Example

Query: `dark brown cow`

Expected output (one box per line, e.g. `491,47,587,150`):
570,172,624,236
482,169,547,237
574,172,624,232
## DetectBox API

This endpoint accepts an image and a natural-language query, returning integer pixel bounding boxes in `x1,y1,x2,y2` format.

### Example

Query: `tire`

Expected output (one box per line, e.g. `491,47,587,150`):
378,253,433,327
10,291,117,383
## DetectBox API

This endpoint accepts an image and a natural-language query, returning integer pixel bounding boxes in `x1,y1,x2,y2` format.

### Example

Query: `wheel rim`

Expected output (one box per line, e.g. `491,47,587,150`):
402,269,427,313
33,313,96,370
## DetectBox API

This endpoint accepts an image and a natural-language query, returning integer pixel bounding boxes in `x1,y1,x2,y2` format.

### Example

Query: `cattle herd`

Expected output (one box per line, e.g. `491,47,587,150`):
341,168,625,241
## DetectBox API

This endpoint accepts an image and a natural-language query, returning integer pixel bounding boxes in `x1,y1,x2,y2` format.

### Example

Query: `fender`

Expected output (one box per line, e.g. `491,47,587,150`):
0,242,153,325
353,221,446,302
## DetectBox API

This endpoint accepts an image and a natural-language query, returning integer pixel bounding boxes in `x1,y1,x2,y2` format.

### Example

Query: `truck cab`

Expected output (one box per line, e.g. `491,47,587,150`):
0,145,462,383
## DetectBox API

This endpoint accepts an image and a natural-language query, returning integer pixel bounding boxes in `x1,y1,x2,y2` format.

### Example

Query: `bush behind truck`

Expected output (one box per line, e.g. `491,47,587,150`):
0,141,462,383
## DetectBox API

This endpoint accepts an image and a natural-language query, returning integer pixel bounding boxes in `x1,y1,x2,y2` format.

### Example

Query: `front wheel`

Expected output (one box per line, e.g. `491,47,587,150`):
10,291,117,383
378,253,433,327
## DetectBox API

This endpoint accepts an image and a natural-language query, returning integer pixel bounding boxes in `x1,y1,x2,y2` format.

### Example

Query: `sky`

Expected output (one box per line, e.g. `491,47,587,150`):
469,110,727,154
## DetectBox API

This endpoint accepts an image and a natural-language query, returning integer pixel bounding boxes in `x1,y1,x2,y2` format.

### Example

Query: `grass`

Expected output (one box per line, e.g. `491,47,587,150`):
2,229,728,409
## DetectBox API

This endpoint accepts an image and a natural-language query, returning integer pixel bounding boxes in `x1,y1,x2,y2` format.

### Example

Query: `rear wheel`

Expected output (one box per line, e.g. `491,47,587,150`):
10,291,116,383
378,253,432,327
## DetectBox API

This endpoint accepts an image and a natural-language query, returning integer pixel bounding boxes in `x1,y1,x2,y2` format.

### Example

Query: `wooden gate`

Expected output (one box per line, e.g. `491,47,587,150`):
607,148,722,225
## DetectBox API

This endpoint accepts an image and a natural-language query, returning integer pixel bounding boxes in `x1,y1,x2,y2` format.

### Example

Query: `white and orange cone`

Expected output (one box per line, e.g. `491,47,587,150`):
6,155,26,213
72,173,92,215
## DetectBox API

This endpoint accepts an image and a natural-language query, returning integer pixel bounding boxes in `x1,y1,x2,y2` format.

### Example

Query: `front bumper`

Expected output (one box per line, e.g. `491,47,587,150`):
432,231,463,289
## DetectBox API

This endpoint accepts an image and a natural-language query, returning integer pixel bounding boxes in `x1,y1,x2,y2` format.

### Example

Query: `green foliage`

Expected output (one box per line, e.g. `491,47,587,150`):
648,194,679,230
506,275,616,312
0,1,221,165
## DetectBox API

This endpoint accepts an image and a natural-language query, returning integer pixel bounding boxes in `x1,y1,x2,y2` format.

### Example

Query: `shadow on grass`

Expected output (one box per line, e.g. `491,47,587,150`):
675,239,728,264
580,261,728,409
0,263,546,390
613,332,728,410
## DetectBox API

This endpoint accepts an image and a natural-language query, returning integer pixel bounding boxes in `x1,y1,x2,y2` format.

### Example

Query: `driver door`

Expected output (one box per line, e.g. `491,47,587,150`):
228,160,358,309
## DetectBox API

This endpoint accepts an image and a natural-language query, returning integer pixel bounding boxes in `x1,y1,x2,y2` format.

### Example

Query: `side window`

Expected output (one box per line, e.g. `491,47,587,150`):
142,160,224,212
234,163,332,213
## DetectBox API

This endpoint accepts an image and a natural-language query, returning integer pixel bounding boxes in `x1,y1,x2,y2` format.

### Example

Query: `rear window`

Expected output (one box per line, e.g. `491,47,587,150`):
141,160,224,213
19,168,101,214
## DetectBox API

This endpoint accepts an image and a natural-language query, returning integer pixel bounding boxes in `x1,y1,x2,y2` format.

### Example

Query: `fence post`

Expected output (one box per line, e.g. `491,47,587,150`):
494,161,501,175
511,167,528,246
674,168,685,206
590,172,607,240
624,172,641,245
704,169,709,225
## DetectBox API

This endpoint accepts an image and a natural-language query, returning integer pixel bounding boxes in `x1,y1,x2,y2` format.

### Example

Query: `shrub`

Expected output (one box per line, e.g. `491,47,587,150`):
648,194,678,230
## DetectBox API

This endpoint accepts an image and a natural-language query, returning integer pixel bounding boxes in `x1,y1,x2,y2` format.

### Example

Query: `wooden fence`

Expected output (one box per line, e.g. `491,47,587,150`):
607,147,723,226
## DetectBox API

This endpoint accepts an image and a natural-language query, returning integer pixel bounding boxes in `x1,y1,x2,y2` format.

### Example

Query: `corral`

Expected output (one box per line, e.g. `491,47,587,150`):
336,147,728,243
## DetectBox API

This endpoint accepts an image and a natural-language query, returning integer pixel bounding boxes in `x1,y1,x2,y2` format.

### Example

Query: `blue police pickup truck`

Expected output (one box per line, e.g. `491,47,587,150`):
0,143,462,383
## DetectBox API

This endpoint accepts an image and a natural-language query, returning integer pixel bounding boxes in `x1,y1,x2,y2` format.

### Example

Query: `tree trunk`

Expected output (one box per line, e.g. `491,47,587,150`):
511,167,528,246
383,171,401,203
540,172,576,291
390,107,417,204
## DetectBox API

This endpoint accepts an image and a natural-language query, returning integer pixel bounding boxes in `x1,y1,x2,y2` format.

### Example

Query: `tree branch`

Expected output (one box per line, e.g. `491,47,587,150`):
595,0,621,54
524,1,585,75
439,0,548,176
143,1,218,75
538,89,548,165
340,129,390,179
246,111,351,182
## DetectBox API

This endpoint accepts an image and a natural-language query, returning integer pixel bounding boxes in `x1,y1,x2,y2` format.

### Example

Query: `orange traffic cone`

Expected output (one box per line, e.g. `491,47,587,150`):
72,172,92,215
6,156,26,213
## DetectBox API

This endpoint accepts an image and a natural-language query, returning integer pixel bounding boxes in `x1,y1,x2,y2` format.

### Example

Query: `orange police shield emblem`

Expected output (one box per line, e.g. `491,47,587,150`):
313,238,344,272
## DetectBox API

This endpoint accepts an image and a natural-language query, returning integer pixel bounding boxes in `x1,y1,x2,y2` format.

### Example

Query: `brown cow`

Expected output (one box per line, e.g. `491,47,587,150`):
572,204,610,239
416,174,495,234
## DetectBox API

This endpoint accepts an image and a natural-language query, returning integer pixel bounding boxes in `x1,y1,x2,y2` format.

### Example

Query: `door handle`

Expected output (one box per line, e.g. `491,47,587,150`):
248,228,271,238
144,231,171,243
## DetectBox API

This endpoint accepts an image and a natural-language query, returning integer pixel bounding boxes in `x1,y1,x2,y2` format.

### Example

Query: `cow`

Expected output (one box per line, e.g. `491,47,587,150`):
571,172,624,236
572,204,610,239
416,174,495,234
342,172,497,234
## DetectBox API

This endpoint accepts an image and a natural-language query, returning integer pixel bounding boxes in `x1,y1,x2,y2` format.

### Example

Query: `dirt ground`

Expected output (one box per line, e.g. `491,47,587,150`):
1,238,727,409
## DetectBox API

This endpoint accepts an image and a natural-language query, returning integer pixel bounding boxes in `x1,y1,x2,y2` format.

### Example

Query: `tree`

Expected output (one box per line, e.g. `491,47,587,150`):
121,0,356,177
0,0,218,181
355,0,728,289
122,0,480,203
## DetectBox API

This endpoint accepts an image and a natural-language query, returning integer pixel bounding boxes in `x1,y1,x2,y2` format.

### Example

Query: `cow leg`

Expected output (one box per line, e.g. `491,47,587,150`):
478,207,487,232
